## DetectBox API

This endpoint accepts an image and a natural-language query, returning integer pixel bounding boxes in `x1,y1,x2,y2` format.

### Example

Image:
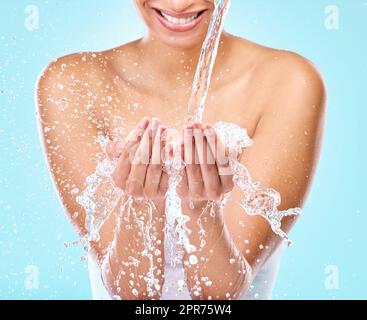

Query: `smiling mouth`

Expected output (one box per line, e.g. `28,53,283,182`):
153,8,207,26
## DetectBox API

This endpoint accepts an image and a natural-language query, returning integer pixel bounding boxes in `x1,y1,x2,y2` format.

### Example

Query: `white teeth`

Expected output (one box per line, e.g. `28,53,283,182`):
160,11,199,25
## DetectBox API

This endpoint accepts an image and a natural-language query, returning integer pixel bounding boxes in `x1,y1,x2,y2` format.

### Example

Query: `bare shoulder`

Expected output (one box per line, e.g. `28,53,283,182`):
264,45,325,98
263,49,325,95
261,49,327,124
37,52,106,97
35,43,139,140
36,43,135,111
235,38,326,121
236,37,324,93
36,51,114,129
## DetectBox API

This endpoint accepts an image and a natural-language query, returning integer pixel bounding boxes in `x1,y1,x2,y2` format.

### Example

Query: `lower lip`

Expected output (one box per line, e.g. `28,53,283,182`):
153,9,207,33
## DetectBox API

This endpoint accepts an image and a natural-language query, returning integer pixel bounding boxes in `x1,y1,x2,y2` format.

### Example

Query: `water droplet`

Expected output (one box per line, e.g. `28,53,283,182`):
189,255,198,265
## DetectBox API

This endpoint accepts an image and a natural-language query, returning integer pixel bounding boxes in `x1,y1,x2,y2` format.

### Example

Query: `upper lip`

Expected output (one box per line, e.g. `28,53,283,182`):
153,8,207,19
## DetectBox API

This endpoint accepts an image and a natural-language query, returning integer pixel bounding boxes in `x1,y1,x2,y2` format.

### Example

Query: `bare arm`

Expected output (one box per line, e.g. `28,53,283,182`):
36,55,168,300
179,53,326,299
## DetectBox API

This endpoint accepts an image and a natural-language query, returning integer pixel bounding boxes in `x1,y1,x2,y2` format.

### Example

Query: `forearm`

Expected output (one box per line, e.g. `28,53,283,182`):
182,200,251,300
101,196,166,300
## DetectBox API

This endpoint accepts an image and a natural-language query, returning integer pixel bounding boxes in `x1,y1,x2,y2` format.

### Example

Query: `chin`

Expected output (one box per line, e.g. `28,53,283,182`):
156,33,208,50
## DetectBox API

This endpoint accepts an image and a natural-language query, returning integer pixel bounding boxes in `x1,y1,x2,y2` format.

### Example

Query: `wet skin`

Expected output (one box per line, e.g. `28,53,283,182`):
37,0,326,299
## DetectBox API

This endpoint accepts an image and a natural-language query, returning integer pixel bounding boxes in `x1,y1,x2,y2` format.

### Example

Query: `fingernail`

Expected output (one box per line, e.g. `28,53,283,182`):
186,125,194,134
205,125,214,135
151,118,159,130
193,126,202,136
139,117,150,129
161,127,167,140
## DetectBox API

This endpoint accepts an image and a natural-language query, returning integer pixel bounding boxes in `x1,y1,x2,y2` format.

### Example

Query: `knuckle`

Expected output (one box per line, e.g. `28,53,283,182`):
218,166,232,176
191,188,204,200
147,174,162,188
207,189,221,201
223,180,234,192
120,149,130,161
149,164,161,175
206,164,217,173
177,186,188,198
119,149,131,163
144,188,155,199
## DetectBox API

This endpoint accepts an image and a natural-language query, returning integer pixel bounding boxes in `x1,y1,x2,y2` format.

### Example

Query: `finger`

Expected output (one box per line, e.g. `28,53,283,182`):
145,125,166,197
199,125,221,200
158,171,169,198
205,124,234,192
177,141,189,199
127,118,159,196
106,140,123,159
110,119,150,189
106,117,150,159
185,123,204,199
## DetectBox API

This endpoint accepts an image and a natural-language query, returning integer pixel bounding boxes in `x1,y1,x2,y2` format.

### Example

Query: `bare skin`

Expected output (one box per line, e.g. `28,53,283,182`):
36,0,326,300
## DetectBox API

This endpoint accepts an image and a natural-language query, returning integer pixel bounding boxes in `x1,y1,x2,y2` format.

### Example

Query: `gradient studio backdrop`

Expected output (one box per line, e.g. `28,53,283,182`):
0,0,365,300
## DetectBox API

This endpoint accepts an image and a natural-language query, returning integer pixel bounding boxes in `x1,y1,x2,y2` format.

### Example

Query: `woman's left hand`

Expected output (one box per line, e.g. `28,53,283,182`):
177,122,235,202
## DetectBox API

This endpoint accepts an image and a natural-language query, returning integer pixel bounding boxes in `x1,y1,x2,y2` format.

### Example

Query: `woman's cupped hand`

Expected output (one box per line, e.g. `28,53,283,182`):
105,118,235,202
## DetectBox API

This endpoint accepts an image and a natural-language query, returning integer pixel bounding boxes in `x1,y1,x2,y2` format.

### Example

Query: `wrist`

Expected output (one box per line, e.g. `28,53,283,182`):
181,198,225,215
181,200,225,251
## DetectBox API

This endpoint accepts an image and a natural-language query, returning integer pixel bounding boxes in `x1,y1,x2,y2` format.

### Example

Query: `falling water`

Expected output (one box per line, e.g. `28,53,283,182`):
162,0,233,288
185,0,230,126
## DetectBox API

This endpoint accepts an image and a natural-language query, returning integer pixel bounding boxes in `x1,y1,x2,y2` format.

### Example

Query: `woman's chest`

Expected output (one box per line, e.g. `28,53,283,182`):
91,75,262,141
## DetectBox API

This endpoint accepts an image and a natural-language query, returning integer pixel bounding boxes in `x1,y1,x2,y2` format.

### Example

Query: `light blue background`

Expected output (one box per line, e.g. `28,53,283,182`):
0,0,365,299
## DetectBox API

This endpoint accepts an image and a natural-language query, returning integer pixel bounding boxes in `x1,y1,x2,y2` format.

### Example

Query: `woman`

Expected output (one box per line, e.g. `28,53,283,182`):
37,0,326,300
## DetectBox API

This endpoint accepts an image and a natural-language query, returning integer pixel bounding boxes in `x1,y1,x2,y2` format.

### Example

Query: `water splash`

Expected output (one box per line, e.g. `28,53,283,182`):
163,143,196,268
213,122,301,246
76,133,122,245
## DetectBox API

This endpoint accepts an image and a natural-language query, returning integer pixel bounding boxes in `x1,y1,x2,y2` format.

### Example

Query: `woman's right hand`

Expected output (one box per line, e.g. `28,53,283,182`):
104,118,168,299
106,117,169,200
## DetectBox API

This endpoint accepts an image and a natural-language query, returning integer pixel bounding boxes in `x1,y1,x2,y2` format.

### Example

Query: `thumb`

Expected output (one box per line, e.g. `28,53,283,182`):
105,140,125,159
